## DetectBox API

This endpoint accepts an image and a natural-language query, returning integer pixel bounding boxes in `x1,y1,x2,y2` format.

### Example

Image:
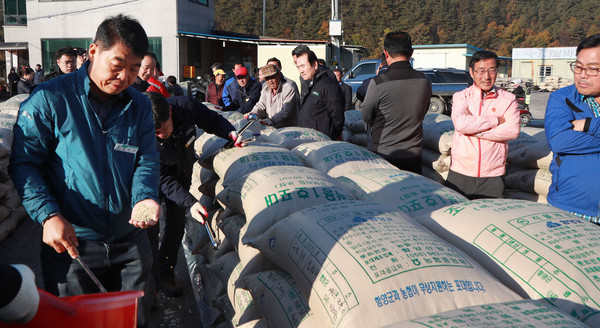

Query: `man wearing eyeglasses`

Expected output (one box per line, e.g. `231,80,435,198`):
445,50,520,199
545,34,600,224
40,46,77,83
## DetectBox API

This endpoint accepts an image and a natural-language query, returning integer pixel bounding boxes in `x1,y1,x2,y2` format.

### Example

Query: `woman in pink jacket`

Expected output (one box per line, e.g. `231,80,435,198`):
446,50,520,199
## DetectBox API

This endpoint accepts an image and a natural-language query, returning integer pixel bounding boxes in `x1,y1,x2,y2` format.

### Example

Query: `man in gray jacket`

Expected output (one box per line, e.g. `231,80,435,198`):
360,31,431,174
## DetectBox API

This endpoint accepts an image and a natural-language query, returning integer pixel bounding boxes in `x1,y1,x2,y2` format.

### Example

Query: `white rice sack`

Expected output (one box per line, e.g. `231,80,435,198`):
246,201,521,328
194,132,228,162
291,141,397,178
348,133,368,147
236,270,319,328
507,140,553,169
344,110,362,129
421,166,448,184
415,198,600,325
262,127,331,149
423,113,452,124
341,129,353,142
384,299,589,328
218,211,246,250
505,190,548,204
218,166,355,243
227,261,262,326
505,168,552,196
422,119,454,155
336,169,467,218
422,149,451,173
349,118,367,133
213,146,304,186
236,319,268,328
209,251,240,291
0,94,28,157
508,131,539,152
190,162,220,199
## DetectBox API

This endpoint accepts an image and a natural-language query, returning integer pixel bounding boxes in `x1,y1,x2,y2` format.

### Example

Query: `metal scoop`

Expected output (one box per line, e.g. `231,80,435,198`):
75,255,107,293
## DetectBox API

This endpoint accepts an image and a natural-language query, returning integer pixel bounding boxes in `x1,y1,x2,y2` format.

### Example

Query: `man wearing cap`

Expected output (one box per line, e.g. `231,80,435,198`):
221,61,245,107
244,64,300,128
224,66,261,114
206,69,227,107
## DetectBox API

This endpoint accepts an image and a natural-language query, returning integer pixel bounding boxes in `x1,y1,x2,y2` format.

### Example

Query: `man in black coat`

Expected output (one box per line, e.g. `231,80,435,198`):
292,46,344,139
144,92,241,296
333,68,353,111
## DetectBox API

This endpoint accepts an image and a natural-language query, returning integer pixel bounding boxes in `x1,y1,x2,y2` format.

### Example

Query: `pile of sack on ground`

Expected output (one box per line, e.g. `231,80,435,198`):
536,76,574,92
495,77,534,91
0,95,30,243
183,105,595,328
342,110,368,147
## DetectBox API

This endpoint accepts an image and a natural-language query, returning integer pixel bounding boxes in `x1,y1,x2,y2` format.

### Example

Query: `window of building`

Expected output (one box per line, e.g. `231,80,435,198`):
538,66,553,77
41,39,92,74
189,0,208,5
4,0,27,26
148,37,163,71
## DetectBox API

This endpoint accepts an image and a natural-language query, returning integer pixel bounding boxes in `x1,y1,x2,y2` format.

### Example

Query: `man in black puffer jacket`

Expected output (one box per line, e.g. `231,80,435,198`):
293,46,344,140
144,92,241,297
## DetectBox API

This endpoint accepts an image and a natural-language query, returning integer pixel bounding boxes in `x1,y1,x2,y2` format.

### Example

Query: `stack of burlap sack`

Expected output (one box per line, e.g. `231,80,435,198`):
420,114,454,184
341,110,368,147
185,106,592,328
0,95,30,243
504,126,553,203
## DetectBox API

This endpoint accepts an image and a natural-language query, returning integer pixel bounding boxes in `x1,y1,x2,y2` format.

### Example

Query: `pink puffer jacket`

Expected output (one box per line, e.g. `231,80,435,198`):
450,85,520,177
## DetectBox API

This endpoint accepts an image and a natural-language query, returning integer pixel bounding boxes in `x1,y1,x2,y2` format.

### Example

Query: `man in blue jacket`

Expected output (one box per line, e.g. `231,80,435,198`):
145,92,240,297
8,15,159,326
224,66,261,114
545,33,600,224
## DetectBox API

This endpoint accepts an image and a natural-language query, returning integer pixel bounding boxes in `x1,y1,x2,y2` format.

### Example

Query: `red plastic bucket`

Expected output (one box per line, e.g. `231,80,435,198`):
1,289,144,328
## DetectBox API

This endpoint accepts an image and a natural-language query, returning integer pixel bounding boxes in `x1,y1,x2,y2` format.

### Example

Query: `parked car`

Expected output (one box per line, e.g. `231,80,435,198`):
342,59,472,114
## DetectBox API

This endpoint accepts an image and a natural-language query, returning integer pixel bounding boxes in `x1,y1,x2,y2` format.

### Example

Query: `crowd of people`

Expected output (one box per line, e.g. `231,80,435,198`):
2,11,600,327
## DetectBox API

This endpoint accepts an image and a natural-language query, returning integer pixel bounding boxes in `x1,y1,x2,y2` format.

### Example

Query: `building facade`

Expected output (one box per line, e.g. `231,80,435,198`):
511,47,576,85
3,0,214,80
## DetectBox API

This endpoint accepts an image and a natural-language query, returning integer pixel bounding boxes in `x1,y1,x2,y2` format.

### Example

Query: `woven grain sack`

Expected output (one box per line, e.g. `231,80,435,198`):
423,113,452,125
217,166,355,243
422,119,454,155
226,261,263,326
238,223,277,273
291,141,397,178
505,190,548,204
348,133,368,147
213,145,303,186
421,166,448,184
209,251,240,297
0,94,28,157
505,168,552,196
344,110,362,131
262,127,331,149
236,319,268,328
384,299,589,328
415,198,600,325
507,140,553,169
236,270,320,328
247,200,521,328
336,168,467,218
190,162,220,199
508,131,538,152
218,211,246,250
422,149,451,173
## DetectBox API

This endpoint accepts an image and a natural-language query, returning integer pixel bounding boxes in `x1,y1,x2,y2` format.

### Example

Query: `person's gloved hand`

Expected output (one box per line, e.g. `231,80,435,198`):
228,130,244,147
190,202,208,225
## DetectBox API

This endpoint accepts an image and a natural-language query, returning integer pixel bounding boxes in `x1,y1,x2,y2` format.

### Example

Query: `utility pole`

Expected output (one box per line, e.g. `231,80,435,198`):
262,0,266,35
330,0,341,68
